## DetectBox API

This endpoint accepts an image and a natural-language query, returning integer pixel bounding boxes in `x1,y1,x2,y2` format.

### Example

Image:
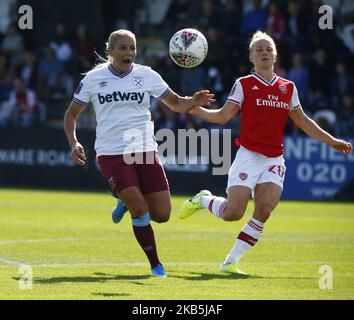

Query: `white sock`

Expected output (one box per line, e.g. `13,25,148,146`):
200,195,227,219
223,218,265,265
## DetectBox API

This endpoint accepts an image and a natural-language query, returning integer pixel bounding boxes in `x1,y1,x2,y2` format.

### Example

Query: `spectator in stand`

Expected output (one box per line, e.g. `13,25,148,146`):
38,47,67,101
164,0,196,32
204,27,227,68
0,52,15,102
287,53,309,103
2,78,39,127
337,93,354,136
20,52,39,91
195,0,219,29
241,0,269,15
308,49,332,98
1,24,24,65
216,0,242,45
49,22,73,63
285,0,309,51
266,1,285,41
72,23,96,72
240,0,267,34
160,57,180,93
331,62,354,108
307,90,331,114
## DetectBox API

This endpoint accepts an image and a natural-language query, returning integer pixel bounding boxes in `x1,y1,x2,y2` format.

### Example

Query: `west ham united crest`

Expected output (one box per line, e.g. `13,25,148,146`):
279,85,287,94
133,77,144,87
108,176,116,190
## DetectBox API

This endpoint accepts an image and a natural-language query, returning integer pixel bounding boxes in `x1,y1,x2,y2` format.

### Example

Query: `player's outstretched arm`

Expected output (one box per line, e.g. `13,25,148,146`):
289,107,352,154
188,101,240,125
161,90,215,113
64,101,87,165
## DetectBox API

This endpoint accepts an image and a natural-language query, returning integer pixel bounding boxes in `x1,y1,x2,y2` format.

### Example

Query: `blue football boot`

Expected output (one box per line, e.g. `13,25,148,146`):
112,199,128,224
151,263,167,278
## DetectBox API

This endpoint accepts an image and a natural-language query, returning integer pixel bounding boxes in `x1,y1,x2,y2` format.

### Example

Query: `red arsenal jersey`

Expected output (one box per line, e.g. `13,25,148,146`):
228,72,301,157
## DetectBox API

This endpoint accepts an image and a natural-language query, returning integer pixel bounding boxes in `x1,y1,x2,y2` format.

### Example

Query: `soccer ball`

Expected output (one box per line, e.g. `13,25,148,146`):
169,28,208,68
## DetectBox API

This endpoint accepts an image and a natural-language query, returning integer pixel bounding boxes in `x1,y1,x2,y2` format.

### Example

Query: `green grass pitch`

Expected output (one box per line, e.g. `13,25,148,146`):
0,188,353,300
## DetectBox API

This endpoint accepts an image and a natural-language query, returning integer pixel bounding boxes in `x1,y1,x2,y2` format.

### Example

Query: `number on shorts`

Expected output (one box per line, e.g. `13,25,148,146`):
268,165,285,178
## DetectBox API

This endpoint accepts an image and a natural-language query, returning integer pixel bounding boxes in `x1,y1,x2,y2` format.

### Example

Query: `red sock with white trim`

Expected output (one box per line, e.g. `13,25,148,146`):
200,195,227,219
223,218,265,265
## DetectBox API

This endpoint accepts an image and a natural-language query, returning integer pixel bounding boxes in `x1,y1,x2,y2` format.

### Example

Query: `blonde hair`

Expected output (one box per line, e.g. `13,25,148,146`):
249,30,277,56
87,29,136,73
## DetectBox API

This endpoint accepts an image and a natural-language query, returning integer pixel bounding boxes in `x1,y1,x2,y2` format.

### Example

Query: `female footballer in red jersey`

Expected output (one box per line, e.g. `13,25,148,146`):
178,30,352,274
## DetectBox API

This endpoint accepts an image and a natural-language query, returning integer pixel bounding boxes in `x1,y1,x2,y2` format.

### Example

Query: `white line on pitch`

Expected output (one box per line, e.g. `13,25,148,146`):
0,237,126,245
0,258,23,266
1,236,353,246
1,260,353,269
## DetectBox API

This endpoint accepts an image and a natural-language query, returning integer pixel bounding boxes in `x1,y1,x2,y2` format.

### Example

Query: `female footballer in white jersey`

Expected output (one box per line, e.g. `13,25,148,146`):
179,31,352,274
64,29,214,277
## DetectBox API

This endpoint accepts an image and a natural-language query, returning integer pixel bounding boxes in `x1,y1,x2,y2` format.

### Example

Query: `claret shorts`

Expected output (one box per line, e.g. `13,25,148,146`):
98,151,169,195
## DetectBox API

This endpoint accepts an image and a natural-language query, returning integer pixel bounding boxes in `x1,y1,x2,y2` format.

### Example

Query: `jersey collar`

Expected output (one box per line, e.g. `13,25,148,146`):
108,63,134,78
251,71,278,86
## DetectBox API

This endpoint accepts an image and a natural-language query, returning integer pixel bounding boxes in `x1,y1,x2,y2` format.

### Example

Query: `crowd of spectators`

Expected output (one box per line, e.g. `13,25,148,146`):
0,0,353,137
0,20,97,128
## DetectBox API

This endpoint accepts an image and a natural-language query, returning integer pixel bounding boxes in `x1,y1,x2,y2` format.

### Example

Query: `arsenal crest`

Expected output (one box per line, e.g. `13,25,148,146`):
279,85,287,94
239,173,248,180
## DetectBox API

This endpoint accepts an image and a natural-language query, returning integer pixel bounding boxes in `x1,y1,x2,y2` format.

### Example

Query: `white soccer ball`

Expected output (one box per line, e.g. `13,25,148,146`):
169,28,208,68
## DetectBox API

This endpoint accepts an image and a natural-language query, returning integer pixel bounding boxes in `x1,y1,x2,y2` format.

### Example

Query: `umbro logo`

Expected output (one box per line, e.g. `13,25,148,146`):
98,81,108,88
252,85,259,90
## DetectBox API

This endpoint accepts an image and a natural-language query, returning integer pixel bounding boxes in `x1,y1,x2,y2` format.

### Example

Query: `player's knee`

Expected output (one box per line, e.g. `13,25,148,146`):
222,206,245,221
129,201,148,218
152,212,170,223
254,204,273,221
149,201,171,223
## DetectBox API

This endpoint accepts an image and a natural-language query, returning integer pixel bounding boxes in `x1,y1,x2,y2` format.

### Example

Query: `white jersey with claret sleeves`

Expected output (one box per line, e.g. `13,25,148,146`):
73,63,170,156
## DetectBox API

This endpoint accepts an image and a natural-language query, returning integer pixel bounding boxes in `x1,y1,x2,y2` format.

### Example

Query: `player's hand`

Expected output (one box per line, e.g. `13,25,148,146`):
193,90,215,107
187,106,201,115
71,142,87,165
330,138,352,154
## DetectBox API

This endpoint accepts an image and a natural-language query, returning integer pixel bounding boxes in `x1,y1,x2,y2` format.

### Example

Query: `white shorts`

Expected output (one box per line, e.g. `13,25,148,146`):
227,146,286,193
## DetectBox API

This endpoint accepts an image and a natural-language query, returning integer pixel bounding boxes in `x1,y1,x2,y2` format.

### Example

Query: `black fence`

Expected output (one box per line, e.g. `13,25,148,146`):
0,127,231,195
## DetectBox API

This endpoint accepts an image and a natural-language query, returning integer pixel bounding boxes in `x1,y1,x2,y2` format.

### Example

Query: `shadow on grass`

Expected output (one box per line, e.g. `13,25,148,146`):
13,273,151,285
169,271,317,281
170,272,252,281
92,293,130,297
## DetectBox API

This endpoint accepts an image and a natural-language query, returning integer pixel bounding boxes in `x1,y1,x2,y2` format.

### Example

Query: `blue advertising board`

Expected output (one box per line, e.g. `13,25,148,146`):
283,136,354,200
